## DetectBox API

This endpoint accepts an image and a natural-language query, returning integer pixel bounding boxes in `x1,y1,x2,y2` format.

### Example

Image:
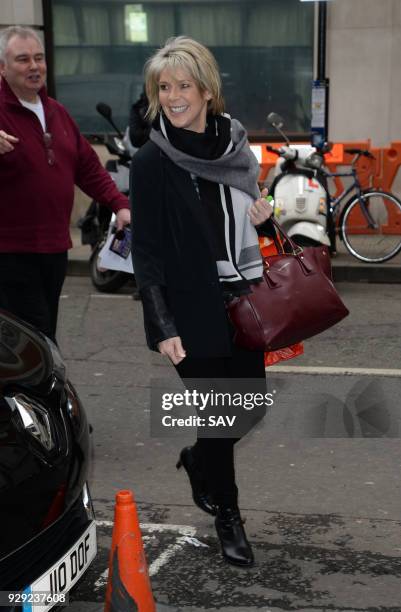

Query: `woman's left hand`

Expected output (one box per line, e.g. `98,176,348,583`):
248,188,273,226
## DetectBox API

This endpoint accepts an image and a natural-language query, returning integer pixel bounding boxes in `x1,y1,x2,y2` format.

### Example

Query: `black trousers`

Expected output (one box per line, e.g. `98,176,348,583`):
176,341,266,507
0,252,68,343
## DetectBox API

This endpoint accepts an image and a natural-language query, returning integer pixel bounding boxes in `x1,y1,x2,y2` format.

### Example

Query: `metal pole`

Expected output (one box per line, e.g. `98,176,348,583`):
42,0,56,98
317,1,327,80
311,1,329,147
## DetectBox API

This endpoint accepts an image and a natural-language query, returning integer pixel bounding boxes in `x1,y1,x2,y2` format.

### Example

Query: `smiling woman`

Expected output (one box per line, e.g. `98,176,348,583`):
130,36,275,569
157,69,211,133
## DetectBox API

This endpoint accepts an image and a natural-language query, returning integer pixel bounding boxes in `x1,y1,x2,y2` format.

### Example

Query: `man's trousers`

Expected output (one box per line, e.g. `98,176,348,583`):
0,252,68,343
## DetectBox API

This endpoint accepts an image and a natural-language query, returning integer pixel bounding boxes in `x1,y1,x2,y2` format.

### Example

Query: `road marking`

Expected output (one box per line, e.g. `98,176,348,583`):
93,537,171,590
61,293,134,299
266,365,401,377
141,523,196,536
96,520,196,535
90,294,133,299
148,536,190,577
94,521,197,583
94,568,108,590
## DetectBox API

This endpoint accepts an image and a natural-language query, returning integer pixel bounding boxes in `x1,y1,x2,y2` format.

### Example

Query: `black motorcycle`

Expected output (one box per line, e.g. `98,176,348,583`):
78,103,134,293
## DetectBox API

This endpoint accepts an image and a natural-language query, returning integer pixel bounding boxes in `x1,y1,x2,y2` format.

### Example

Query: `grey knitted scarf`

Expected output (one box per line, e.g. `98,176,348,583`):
150,116,260,200
150,114,263,293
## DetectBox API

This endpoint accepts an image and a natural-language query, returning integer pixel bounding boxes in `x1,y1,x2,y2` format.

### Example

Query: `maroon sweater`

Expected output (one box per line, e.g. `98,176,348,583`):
0,79,129,253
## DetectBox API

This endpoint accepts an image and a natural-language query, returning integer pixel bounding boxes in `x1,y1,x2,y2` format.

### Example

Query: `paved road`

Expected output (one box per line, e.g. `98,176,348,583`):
58,278,401,611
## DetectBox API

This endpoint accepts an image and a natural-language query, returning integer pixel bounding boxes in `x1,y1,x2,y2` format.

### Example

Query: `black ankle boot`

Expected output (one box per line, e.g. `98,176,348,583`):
176,446,217,516
215,506,254,567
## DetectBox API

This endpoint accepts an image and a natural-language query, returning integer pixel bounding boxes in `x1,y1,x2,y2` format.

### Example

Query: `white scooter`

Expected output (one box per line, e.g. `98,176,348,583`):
266,112,335,250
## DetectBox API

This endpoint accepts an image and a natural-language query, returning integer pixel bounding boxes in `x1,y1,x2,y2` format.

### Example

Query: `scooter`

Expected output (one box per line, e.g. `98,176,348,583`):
266,112,335,250
78,103,135,292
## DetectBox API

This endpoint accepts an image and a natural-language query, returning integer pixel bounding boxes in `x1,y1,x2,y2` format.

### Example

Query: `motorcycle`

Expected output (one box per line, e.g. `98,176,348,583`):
266,112,335,250
78,102,135,292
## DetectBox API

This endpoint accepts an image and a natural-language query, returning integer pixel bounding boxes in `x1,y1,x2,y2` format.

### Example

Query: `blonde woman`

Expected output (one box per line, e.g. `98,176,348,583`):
131,36,273,567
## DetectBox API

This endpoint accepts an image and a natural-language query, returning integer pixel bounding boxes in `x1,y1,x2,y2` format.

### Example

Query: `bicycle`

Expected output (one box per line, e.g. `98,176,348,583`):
266,110,401,263
266,143,401,263
321,148,401,263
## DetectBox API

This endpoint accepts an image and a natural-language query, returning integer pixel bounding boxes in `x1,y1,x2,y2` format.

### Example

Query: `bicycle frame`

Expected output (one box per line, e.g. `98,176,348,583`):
324,167,378,229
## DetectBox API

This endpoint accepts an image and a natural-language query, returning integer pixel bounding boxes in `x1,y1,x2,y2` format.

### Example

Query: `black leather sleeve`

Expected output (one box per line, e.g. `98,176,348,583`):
130,145,178,351
140,285,178,351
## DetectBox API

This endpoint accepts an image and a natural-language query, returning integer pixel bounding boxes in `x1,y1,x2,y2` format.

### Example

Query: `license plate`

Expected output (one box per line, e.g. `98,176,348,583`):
23,521,97,612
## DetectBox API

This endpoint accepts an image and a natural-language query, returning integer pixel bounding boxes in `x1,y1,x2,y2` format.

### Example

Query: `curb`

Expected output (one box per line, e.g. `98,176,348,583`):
332,263,401,283
66,257,401,284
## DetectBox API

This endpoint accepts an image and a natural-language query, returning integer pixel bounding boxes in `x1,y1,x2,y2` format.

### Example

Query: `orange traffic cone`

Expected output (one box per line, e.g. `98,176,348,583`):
104,490,156,612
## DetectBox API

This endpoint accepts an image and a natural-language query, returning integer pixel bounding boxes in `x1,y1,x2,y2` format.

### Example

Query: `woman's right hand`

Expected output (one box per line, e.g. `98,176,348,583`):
158,336,187,364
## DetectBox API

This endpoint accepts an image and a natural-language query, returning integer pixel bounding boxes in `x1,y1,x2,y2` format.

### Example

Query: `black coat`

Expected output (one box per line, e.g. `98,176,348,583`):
130,140,235,357
130,140,275,358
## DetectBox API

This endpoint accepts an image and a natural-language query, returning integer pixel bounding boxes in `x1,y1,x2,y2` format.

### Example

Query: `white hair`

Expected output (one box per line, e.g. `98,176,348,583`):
0,26,44,63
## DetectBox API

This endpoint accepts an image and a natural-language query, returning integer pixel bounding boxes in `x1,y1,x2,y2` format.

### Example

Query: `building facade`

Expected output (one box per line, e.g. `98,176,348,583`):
1,0,400,145
2,0,401,215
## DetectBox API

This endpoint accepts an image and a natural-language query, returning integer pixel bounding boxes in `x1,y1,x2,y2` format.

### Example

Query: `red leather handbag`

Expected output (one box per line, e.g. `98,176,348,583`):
227,220,349,351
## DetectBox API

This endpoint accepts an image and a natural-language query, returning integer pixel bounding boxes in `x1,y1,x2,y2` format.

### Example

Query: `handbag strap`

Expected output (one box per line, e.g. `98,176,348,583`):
269,217,303,256
264,218,315,276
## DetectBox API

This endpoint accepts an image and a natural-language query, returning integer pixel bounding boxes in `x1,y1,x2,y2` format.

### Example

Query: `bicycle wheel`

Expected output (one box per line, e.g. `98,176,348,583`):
341,190,401,263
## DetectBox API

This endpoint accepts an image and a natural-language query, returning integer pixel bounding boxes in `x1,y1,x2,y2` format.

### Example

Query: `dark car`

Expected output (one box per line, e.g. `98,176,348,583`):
0,310,96,611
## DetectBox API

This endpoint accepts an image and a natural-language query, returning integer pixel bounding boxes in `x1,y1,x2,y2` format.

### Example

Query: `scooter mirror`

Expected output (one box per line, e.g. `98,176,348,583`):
321,141,333,154
96,102,113,121
96,102,124,139
267,112,284,129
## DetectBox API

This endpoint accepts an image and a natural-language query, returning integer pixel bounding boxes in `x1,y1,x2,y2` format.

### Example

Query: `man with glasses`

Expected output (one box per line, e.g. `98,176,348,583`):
0,26,131,342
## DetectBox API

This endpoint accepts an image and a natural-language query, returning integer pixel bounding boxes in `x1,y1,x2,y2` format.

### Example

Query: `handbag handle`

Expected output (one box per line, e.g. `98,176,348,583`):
269,217,303,256
264,217,315,276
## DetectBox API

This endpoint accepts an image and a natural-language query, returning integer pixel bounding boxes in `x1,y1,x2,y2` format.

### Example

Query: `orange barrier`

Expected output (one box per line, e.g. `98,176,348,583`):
104,490,156,612
252,140,401,234
253,140,401,196
377,142,401,192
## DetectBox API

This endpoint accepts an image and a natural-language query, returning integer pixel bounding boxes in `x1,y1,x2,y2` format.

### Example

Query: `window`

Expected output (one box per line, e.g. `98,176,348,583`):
52,0,314,137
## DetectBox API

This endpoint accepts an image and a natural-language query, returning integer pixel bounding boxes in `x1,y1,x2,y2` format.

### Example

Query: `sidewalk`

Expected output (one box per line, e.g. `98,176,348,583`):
60,280,401,611
68,227,401,283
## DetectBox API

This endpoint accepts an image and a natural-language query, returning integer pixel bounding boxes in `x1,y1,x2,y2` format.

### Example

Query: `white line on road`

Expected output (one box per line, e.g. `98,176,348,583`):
92,535,169,590
148,535,190,577
61,293,133,299
90,294,133,299
141,523,196,536
96,520,196,536
95,520,116,527
94,521,197,584
266,365,401,377
94,568,109,590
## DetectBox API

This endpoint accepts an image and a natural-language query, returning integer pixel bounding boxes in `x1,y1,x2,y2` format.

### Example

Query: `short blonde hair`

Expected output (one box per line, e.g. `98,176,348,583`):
144,36,225,121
